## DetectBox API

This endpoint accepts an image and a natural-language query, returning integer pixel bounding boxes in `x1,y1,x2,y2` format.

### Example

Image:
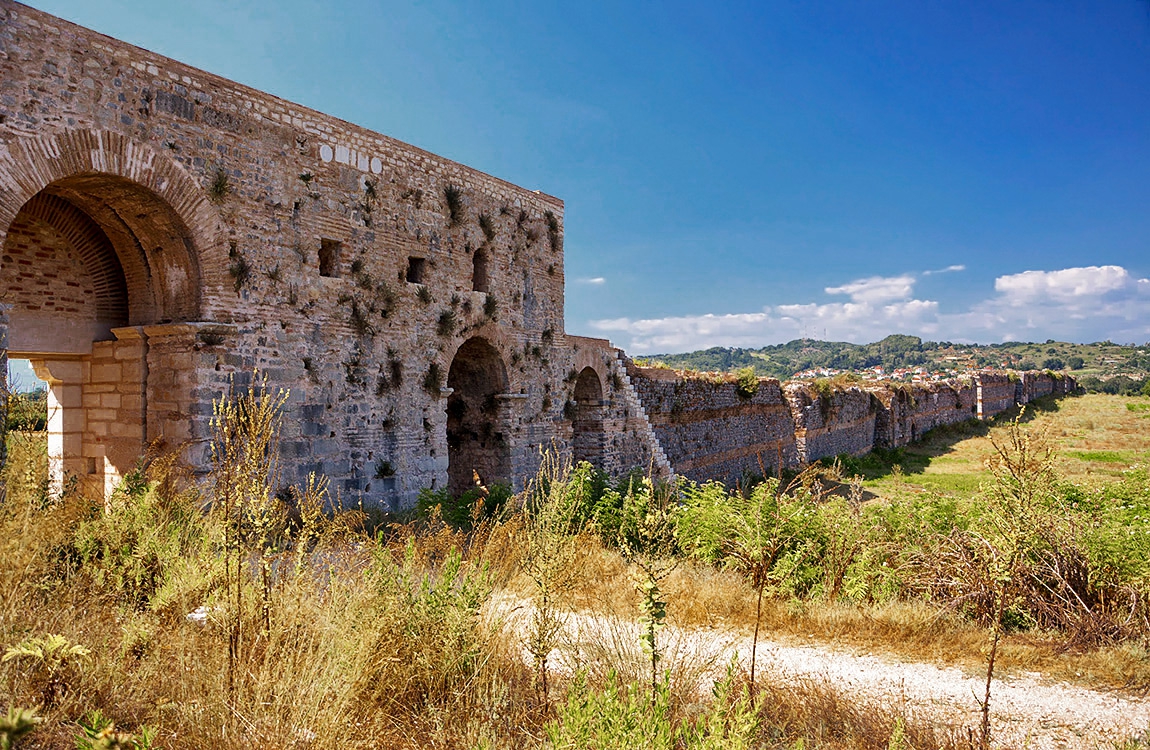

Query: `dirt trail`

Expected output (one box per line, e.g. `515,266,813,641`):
491,593,1149,749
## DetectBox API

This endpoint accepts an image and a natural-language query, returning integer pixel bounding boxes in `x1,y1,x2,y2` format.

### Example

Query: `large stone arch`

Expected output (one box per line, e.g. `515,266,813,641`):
0,129,221,496
446,336,512,496
0,128,226,317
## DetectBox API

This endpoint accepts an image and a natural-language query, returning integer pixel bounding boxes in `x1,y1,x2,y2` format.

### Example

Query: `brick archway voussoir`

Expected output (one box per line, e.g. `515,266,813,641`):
0,129,226,297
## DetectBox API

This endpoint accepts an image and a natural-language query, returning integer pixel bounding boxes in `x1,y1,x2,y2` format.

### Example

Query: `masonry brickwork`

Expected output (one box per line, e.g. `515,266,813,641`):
0,1,659,506
621,356,794,486
624,367,1075,484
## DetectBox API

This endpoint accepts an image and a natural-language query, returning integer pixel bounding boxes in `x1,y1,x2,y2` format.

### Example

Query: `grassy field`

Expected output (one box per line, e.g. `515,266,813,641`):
3,391,1150,748
856,393,1150,498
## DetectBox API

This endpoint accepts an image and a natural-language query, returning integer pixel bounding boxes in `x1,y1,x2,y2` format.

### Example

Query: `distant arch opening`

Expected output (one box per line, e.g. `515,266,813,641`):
446,337,510,496
571,366,605,467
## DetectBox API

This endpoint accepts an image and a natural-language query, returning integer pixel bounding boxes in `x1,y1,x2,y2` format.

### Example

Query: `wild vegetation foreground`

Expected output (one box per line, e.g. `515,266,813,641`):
2,388,1150,749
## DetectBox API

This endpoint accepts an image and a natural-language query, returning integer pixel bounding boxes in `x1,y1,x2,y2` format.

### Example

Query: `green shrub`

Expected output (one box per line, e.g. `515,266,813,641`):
417,483,511,530
5,390,46,432
67,468,207,612
734,367,758,399
546,669,759,750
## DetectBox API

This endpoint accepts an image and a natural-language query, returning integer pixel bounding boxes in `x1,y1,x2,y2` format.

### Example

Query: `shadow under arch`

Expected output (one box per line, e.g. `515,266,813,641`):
446,336,512,496
0,128,224,323
2,175,203,355
572,366,605,467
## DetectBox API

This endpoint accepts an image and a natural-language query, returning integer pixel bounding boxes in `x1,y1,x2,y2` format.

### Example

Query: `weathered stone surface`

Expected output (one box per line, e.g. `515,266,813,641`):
0,1,660,506
0,2,1080,502
625,367,1075,483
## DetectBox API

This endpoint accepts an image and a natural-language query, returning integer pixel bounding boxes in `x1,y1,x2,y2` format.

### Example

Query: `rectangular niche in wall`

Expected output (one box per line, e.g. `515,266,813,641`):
319,238,342,278
406,257,426,284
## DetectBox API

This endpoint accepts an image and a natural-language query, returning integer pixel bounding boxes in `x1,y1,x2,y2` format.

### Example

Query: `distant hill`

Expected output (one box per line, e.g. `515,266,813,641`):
641,335,1150,394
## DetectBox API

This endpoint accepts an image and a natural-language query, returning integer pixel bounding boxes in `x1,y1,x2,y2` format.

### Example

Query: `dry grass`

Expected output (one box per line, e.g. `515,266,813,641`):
754,674,964,749
4,393,1149,747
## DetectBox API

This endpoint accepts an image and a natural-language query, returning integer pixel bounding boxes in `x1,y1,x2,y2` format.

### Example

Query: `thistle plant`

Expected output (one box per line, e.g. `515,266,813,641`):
520,451,583,703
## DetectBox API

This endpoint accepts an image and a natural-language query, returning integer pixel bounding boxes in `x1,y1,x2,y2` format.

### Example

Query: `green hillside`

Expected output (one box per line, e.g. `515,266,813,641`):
641,335,1150,393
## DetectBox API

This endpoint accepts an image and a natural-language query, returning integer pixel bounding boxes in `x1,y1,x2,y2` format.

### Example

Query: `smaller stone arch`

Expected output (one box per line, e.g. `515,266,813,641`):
571,366,606,467
446,336,512,495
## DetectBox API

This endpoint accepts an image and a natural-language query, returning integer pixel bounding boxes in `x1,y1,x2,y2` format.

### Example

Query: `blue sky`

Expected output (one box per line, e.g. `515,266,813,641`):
10,0,1150,356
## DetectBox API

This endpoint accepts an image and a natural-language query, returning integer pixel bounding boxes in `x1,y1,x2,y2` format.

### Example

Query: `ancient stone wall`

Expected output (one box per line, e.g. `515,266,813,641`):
975,373,1016,419
625,367,1076,484
0,1,656,507
0,3,1085,502
785,383,877,463
622,358,796,485
871,380,980,448
569,340,671,478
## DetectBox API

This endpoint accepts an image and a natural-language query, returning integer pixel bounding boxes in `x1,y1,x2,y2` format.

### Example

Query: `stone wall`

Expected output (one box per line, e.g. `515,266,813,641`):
785,383,877,464
0,1,656,507
871,380,979,448
625,367,1076,484
975,373,1016,419
622,359,795,485
0,2,1085,503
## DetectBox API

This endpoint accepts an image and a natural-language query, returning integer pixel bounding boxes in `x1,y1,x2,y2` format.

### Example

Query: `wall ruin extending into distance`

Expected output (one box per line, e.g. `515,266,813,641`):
624,359,1076,486
0,2,1077,504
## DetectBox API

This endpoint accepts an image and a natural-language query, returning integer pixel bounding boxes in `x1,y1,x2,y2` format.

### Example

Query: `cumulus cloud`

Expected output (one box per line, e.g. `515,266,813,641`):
576,276,606,285
825,274,916,304
993,265,1132,304
587,264,1150,353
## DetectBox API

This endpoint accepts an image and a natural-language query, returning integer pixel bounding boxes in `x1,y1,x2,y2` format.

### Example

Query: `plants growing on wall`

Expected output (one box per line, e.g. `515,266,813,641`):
443,184,464,227
208,167,231,203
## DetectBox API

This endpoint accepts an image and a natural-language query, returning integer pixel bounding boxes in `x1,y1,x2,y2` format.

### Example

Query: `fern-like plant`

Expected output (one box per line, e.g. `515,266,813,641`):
3,634,91,708
0,707,39,750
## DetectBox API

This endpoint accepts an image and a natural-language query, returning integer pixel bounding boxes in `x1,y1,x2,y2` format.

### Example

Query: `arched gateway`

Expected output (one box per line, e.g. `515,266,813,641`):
0,130,215,497
445,337,512,496
571,366,605,467
0,3,661,510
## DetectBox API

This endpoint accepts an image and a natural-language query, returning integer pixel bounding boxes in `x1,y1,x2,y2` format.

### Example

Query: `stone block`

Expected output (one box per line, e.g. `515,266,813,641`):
90,363,122,383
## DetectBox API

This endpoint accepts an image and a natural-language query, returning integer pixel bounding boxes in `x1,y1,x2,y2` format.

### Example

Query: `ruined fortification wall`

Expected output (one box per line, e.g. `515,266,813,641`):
871,380,979,448
622,359,796,485
625,367,1076,484
785,384,876,463
0,1,661,507
0,3,1085,502
975,373,1016,419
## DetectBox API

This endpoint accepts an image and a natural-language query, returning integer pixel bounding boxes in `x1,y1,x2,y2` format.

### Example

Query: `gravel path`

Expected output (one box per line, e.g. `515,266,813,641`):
740,635,1148,749
490,593,1150,749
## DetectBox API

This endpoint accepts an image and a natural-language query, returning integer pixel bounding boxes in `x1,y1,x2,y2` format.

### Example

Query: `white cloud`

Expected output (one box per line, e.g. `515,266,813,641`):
825,274,916,304
587,264,1150,353
993,265,1131,304
922,264,966,276
576,276,606,285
